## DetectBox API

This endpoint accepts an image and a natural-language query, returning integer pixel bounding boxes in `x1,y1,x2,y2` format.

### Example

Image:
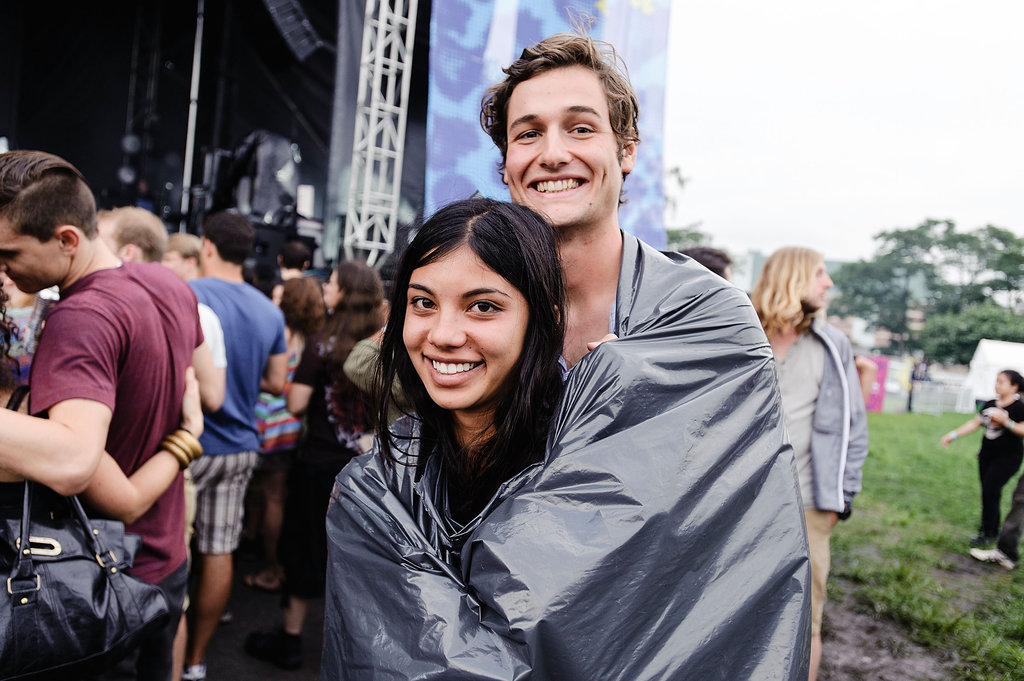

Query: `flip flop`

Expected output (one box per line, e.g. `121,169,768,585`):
243,570,282,593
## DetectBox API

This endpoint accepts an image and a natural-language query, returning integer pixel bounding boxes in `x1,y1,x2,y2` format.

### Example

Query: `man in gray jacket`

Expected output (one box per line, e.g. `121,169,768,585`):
751,246,870,681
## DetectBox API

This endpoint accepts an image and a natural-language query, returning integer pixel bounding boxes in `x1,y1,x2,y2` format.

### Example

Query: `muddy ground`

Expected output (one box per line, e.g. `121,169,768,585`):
819,547,1016,680
819,583,955,681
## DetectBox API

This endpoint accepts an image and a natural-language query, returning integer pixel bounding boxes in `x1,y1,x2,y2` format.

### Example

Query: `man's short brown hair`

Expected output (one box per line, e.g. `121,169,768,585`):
0,150,97,240
480,31,641,171
167,233,202,262
279,240,312,270
201,211,254,265
99,206,168,263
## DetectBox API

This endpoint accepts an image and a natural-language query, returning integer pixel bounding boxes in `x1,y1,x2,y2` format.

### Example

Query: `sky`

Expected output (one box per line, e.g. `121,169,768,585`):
663,1,1024,263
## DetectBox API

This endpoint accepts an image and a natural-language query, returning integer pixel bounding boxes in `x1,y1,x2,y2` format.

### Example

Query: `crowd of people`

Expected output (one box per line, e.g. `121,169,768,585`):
11,22,1016,681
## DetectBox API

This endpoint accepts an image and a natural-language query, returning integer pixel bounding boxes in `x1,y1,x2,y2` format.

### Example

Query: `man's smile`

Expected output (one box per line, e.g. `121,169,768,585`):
534,179,581,193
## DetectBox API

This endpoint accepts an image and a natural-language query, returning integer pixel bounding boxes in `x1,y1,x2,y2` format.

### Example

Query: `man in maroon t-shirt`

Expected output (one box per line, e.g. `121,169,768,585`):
0,150,215,680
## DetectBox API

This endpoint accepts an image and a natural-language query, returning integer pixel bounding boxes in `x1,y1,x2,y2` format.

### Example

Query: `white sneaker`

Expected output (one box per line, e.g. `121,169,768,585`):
182,662,206,681
970,547,1016,570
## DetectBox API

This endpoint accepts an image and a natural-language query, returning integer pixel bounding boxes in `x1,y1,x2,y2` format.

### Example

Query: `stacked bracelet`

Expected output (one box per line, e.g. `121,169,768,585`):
160,429,204,470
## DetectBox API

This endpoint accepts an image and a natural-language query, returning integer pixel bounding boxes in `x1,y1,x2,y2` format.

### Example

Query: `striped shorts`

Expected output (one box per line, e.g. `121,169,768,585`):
190,450,259,555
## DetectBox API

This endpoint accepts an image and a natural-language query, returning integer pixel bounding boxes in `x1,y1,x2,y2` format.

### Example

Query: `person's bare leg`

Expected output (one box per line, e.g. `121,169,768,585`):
172,613,188,680
809,633,822,681
186,553,233,666
282,595,310,636
242,471,262,545
261,470,287,582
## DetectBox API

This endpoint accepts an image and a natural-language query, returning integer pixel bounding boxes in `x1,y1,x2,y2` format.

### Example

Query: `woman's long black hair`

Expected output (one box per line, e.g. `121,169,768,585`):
375,198,566,520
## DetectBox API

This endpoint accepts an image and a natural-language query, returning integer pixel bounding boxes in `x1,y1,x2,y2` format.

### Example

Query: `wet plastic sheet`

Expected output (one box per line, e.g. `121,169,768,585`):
323,234,810,680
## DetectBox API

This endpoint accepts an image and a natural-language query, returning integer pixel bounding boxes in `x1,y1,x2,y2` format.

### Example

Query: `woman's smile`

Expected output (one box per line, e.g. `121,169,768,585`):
429,358,482,375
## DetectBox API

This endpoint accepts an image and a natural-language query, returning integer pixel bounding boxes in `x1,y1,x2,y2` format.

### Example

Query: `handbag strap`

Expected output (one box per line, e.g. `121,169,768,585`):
3,384,122,605
10,481,120,603
4,388,38,601
2,389,36,602
5,385,28,412
10,481,40,603
68,491,117,565
3,382,122,605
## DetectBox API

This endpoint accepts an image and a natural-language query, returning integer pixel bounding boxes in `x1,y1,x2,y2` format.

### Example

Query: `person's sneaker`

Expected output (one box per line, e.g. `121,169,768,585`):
970,533,997,547
970,547,1017,570
181,662,206,681
244,628,303,670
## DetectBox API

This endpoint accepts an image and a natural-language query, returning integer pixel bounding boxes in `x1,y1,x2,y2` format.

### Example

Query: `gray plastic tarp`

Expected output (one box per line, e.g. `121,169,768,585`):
322,234,810,680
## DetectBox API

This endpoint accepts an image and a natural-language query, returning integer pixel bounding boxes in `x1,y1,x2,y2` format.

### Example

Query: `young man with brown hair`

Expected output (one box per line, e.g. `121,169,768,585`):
0,150,213,680
182,211,287,681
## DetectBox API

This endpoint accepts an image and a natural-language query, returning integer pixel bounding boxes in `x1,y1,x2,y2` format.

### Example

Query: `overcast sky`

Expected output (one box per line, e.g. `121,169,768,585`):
663,1,1024,262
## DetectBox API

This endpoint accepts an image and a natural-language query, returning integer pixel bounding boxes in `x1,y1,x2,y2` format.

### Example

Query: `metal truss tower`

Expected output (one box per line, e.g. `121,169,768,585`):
343,0,419,266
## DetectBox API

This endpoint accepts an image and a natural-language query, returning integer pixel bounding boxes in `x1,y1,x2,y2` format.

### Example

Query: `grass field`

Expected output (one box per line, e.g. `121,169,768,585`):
832,411,1024,681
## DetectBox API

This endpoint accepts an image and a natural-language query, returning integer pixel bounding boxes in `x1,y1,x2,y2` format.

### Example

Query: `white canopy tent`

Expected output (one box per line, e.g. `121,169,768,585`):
955,339,1024,412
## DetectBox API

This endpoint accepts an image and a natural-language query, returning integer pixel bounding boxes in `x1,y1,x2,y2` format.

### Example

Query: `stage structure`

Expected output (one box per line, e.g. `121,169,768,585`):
343,0,419,265
179,0,206,231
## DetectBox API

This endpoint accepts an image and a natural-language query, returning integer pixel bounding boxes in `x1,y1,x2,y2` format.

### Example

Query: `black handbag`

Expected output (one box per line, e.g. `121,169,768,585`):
0,388,171,679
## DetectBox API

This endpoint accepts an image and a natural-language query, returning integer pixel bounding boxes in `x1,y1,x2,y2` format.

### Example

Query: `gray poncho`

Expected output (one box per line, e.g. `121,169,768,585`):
322,234,810,680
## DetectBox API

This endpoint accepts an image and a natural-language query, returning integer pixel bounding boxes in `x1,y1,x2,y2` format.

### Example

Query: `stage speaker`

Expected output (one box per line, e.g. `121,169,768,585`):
213,129,300,229
262,0,323,62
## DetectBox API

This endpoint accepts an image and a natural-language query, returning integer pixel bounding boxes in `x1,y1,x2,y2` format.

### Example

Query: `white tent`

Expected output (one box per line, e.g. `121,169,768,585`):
955,339,1024,412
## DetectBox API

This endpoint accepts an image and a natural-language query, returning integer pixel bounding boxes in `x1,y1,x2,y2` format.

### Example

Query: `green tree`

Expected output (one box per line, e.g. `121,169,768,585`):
918,303,1024,365
832,219,1022,350
930,222,1024,314
832,220,943,349
975,225,1024,309
665,225,710,251
831,256,919,339
932,221,986,314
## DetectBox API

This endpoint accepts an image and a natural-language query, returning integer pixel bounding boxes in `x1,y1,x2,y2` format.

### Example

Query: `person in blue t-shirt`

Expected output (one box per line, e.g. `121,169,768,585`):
183,211,287,681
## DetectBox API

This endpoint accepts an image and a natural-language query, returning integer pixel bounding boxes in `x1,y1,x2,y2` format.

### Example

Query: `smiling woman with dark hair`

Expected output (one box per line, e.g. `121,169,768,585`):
321,198,566,675
374,198,566,523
